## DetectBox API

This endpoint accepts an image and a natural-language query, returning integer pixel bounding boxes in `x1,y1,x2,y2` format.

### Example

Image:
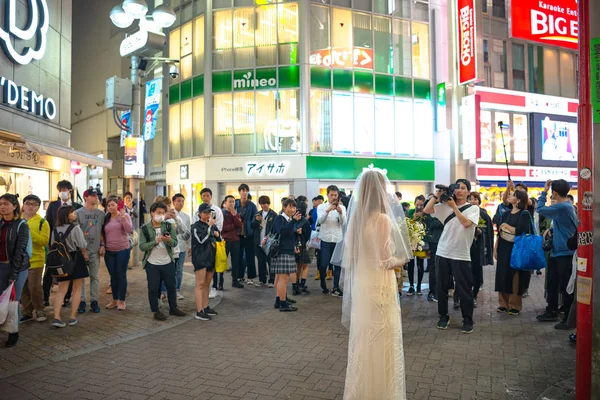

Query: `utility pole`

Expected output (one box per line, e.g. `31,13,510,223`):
129,55,142,265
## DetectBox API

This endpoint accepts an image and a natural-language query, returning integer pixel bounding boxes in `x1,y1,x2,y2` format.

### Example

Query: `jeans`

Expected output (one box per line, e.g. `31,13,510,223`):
145,262,177,313
436,256,474,322
319,241,341,290
105,249,130,301
162,251,186,293
81,252,100,302
256,245,272,284
0,263,28,326
407,257,424,290
546,255,574,317
21,267,44,315
239,236,256,280
226,240,242,283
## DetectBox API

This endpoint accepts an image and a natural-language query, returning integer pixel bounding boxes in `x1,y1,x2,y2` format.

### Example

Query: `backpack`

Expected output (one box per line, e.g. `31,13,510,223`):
46,225,76,278
17,220,33,259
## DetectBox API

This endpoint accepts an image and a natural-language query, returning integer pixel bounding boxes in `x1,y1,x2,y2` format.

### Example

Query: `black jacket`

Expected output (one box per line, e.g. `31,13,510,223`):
273,215,297,256
0,218,30,281
250,209,278,246
46,199,82,236
295,218,311,247
191,220,219,269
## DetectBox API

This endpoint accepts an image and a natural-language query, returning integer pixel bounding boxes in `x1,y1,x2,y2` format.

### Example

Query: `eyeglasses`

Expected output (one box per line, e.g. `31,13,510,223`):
24,201,40,207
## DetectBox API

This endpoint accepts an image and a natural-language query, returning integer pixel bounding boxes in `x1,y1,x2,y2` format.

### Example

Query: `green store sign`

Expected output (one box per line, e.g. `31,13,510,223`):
234,69,277,90
306,156,435,181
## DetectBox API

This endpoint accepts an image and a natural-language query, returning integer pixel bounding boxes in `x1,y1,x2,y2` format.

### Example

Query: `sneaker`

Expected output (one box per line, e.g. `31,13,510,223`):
301,286,311,295
77,301,86,314
209,287,218,299
416,287,423,296
280,302,298,312
508,309,520,316
554,320,570,330
169,308,187,317
117,301,127,311
106,300,118,309
427,293,437,302
267,283,274,288
52,319,67,328
331,288,344,297
106,287,112,294
90,301,100,313
218,284,224,291
154,311,167,321
461,319,474,334
437,315,450,330
292,286,302,296
35,310,47,322
522,290,529,298
177,292,184,300
256,281,264,287
497,307,508,313
321,286,330,295
195,310,211,321
232,281,244,289
205,307,218,316
19,314,33,323
537,310,559,322
407,286,415,296
67,318,78,326
286,297,297,304
247,279,254,285
473,298,478,308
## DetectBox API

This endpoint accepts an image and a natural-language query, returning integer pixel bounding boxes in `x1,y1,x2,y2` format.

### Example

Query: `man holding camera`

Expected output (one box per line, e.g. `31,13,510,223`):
424,179,480,333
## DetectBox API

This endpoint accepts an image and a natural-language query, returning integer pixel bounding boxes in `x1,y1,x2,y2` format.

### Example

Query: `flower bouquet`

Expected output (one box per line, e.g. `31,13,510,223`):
405,217,428,258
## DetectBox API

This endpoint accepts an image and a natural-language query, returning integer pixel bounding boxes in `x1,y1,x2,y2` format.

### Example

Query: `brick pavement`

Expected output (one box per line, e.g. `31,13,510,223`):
0,262,575,400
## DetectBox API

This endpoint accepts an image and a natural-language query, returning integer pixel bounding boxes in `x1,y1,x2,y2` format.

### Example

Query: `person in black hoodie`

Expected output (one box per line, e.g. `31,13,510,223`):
191,203,220,321
0,194,30,348
251,196,278,287
272,199,302,312
293,201,311,295
467,192,494,307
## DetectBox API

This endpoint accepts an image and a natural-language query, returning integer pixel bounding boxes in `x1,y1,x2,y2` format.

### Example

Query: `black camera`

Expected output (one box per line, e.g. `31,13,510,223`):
435,184,460,203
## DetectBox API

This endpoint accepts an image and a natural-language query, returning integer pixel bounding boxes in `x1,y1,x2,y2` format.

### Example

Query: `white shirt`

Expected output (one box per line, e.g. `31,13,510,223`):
434,203,480,262
193,204,224,232
148,228,172,265
317,203,347,244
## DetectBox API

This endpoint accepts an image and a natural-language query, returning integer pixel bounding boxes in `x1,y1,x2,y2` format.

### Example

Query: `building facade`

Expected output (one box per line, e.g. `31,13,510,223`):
448,0,579,214
0,0,110,210
162,0,438,214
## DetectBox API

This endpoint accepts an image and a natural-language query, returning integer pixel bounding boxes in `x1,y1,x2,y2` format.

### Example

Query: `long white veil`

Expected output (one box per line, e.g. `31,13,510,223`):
340,167,412,330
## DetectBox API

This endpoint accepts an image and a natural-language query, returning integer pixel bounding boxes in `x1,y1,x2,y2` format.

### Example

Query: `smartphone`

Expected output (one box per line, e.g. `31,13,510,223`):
117,200,125,211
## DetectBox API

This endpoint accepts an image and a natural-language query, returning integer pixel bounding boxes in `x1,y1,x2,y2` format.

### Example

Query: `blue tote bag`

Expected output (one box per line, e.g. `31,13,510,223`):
510,215,547,270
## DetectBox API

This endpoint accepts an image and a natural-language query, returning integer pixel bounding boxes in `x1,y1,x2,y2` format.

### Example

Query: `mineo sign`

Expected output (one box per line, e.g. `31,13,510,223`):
234,69,277,91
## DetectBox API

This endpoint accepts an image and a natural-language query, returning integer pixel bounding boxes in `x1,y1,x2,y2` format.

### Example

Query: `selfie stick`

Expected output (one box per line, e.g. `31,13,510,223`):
497,121,511,181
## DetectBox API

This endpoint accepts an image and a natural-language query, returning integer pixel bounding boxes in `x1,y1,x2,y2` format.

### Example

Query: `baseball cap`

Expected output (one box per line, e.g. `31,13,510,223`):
197,203,212,214
83,189,99,198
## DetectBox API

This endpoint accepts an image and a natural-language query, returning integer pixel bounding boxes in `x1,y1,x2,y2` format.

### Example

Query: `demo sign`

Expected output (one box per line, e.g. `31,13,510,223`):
510,0,578,50
457,0,476,85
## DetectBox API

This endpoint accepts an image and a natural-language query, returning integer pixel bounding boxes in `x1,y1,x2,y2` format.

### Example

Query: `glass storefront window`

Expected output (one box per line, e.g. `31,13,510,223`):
277,90,300,153
392,19,411,76
181,22,192,56
332,92,353,153
375,96,394,155
478,110,493,162
374,16,392,74
413,1,429,22
494,112,511,163
395,98,413,156
412,22,429,79
310,89,332,152
193,15,205,75
560,51,576,98
256,90,278,153
512,43,525,91
169,29,181,83
234,7,256,68
354,12,373,51
332,8,352,51
233,91,255,154
256,6,277,66
213,10,233,70
278,3,299,65
193,97,204,156
492,39,507,89
169,104,180,160
214,93,233,154
310,5,330,58
543,48,560,96
413,100,433,158
180,100,193,158
354,94,374,155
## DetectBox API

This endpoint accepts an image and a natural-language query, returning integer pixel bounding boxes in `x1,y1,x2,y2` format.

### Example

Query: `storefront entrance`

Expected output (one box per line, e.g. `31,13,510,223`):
226,183,290,213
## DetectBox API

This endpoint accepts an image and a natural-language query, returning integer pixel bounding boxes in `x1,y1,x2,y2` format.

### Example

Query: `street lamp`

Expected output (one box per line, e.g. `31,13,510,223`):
108,1,177,265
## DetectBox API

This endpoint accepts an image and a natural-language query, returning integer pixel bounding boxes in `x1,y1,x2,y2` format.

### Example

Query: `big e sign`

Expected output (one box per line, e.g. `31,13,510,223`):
457,0,477,85
511,0,578,50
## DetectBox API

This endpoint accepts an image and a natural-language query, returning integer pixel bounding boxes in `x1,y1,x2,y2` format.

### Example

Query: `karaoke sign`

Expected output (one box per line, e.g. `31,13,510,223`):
457,0,477,85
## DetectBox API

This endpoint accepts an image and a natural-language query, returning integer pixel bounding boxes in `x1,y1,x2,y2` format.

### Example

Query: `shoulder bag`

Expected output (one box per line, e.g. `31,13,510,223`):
510,214,547,270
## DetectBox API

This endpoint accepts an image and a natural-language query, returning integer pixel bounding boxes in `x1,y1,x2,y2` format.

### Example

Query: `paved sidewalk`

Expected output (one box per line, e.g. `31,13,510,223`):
0,263,575,399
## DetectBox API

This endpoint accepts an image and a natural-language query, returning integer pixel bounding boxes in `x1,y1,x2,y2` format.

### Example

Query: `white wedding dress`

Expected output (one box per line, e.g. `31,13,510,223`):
341,169,410,400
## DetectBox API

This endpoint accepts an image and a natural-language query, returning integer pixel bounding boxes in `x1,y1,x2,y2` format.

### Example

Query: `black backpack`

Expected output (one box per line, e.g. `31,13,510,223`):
46,225,76,278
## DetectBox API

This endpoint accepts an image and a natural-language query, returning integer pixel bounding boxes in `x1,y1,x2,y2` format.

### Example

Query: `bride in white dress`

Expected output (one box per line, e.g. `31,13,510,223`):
341,167,412,400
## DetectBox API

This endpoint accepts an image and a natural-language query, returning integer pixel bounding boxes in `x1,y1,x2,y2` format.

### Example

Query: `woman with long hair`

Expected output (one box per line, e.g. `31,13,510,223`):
51,206,89,327
494,190,532,316
103,197,133,310
341,168,411,399
0,194,31,347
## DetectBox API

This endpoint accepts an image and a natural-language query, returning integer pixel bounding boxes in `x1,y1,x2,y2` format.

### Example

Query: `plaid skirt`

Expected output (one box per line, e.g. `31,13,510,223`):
271,254,297,275
295,247,311,265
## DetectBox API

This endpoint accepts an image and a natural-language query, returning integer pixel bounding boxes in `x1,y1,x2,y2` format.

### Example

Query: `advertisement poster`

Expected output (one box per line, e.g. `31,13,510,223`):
510,0,578,50
513,114,529,163
143,78,162,141
119,110,131,148
124,137,145,178
457,0,477,84
540,116,578,162
478,111,493,162
495,113,510,163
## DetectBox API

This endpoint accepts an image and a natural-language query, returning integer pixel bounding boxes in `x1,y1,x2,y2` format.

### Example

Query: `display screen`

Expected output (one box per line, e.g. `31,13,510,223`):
530,113,578,168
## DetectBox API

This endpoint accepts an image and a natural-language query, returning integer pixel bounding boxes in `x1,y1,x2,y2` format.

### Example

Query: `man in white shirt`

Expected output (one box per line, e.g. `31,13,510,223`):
424,179,480,334
172,194,191,300
198,188,224,298
317,185,347,297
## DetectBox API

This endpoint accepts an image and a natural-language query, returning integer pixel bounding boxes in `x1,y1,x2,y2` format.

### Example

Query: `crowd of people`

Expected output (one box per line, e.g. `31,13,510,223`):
0,173,579,350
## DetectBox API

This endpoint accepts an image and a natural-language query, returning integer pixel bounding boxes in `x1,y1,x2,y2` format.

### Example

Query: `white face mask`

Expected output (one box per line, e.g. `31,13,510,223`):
59,191,70,201
153,214,165,223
